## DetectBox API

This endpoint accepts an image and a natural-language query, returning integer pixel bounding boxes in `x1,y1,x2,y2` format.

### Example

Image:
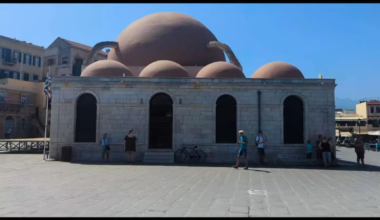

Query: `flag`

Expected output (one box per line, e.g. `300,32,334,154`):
44,69,52,98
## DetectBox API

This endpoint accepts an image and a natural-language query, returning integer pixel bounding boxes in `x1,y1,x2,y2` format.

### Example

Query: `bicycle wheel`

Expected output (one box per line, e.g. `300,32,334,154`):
174,150,187,163
195,150,207,163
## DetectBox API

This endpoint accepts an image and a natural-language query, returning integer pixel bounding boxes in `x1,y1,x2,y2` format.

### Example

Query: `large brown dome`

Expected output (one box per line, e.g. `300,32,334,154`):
139,60,190,78
107,12,225,66
196,62,245,78
81,60,133,77
251,61,305,79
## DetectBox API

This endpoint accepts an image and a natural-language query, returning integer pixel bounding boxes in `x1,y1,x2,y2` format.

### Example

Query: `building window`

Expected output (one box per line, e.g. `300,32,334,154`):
3,69,9,78
13,51,21,63
62,57,68,65
377,107,380,113
24,54,32,65
33,56,41,67
21,94,29,104
33,74,38,81
370,107,374,113
2,48,12,62
23,73,30,81
47,58,55,66
12,71,19,80
0,91,6,102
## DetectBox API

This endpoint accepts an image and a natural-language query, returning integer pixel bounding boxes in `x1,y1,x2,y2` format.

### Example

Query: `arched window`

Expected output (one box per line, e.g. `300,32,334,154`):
283,95,304,144
75,94,97,142
216,95,237,143
149,93,173,149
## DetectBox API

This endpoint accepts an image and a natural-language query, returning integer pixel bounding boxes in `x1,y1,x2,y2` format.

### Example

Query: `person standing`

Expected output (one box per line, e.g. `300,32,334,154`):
306,140,312,159
319,137,331,167
124,129,137,164
233,130,249,170
316,135,323,165
100,133,110,162
376,140,379,152
354,136,365,166
256,131,267,165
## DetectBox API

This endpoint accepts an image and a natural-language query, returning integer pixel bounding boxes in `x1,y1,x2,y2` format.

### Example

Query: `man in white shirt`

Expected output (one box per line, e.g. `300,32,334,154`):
256,130,267,165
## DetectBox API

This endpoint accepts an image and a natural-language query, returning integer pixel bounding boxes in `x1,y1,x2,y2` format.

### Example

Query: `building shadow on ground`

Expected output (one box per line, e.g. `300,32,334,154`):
2,150,380,172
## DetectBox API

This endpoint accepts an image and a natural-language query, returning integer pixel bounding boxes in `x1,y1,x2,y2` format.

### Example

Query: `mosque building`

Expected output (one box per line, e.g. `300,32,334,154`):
49,12,336,163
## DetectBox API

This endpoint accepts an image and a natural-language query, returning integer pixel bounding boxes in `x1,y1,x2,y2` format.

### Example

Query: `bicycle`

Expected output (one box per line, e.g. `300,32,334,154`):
174,144,207,163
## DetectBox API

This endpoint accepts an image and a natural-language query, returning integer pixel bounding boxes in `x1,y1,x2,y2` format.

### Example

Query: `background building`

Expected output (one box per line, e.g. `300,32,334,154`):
0,36,46,138
335,98,380,138
44,37,107,77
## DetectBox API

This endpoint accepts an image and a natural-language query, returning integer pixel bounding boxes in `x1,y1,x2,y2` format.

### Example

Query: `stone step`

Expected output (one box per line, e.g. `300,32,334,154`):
143,151,174,164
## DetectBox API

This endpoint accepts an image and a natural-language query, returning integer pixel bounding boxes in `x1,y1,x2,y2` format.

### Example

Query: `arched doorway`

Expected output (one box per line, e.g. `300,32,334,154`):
75,94,97,142
4,116,15,137
216,95,237,143
149,93,173,149
283,95,304,144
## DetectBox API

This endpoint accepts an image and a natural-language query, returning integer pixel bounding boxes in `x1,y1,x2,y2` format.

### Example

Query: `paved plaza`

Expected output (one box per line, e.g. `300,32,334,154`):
1,147,380,217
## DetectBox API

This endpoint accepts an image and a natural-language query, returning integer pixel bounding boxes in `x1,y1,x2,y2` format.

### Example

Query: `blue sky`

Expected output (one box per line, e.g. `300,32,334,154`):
0,3,379,100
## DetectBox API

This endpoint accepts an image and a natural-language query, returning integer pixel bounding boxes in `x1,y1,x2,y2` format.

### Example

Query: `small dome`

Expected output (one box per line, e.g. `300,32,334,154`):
81,60,133,77
196,62,245,78
139,60,190,78
107,12,225,66
251,61,305,79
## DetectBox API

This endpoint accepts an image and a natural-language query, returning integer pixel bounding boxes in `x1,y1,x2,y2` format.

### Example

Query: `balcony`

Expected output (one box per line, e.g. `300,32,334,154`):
2,58,17,67
0,103,35,115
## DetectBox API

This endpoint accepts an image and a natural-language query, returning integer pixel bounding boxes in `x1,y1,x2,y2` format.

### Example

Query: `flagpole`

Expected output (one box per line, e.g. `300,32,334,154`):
43,67,50,160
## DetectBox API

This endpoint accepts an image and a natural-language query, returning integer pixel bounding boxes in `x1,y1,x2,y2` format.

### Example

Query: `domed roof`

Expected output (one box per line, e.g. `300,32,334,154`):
81,60,133,77
251,61,305,79
196,61,245,78
139,60,190,78
107,12,225,66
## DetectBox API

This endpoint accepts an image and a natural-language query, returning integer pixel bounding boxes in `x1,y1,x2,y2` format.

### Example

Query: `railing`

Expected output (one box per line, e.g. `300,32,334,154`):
2,58,17,66
0,103,35,114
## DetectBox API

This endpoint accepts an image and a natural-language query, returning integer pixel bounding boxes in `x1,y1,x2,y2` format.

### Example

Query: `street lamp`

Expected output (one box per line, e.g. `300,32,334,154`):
358,119,361,135
338,115,342,138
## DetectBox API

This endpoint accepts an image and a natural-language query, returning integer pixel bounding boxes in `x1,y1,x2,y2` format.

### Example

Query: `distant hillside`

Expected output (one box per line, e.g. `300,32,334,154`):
335,97,358,110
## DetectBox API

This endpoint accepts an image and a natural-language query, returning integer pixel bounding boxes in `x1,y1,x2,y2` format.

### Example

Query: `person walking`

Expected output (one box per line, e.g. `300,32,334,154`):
233,130,249,170
124,129,137,164
319,137,331,167
256,130,267,166
354,136,365,166
100,133,110,162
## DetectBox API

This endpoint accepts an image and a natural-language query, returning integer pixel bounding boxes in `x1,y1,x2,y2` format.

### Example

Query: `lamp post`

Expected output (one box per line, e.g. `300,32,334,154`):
338,115,342,138
358,119,361,135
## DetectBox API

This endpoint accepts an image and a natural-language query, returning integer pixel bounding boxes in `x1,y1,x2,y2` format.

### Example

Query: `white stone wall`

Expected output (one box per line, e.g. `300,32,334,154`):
49,77,336,163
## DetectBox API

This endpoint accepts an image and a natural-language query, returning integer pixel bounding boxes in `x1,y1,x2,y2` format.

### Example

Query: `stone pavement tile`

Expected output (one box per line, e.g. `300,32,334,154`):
164,208,188,217
270,213,293,217
229,205,249,214
207,209,229,217
140,210,166,217
230,212,249,217
248,210,270,217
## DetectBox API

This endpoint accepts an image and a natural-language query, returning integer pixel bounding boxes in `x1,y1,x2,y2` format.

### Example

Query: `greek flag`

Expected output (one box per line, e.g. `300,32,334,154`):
44,70,51,98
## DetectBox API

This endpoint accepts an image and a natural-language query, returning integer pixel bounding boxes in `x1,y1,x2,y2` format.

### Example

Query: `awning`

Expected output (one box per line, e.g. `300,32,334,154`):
368,130,380,136
335,131,352,137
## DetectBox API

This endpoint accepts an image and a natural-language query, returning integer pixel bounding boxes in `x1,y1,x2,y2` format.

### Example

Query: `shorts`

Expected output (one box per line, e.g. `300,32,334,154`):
101,146,110,154
257,148,265,156
306,152,312,159
356,151,364,160
238,149,247,157
322,152,331,163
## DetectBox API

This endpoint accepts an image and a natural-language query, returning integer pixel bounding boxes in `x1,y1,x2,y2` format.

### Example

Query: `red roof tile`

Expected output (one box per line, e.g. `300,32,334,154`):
61,38,108,56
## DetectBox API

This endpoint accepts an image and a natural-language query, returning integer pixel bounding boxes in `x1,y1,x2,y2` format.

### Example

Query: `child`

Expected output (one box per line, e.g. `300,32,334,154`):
306,140,312,159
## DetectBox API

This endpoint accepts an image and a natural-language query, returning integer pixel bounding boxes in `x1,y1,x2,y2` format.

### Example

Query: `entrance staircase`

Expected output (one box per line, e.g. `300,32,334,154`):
143,151,174,164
